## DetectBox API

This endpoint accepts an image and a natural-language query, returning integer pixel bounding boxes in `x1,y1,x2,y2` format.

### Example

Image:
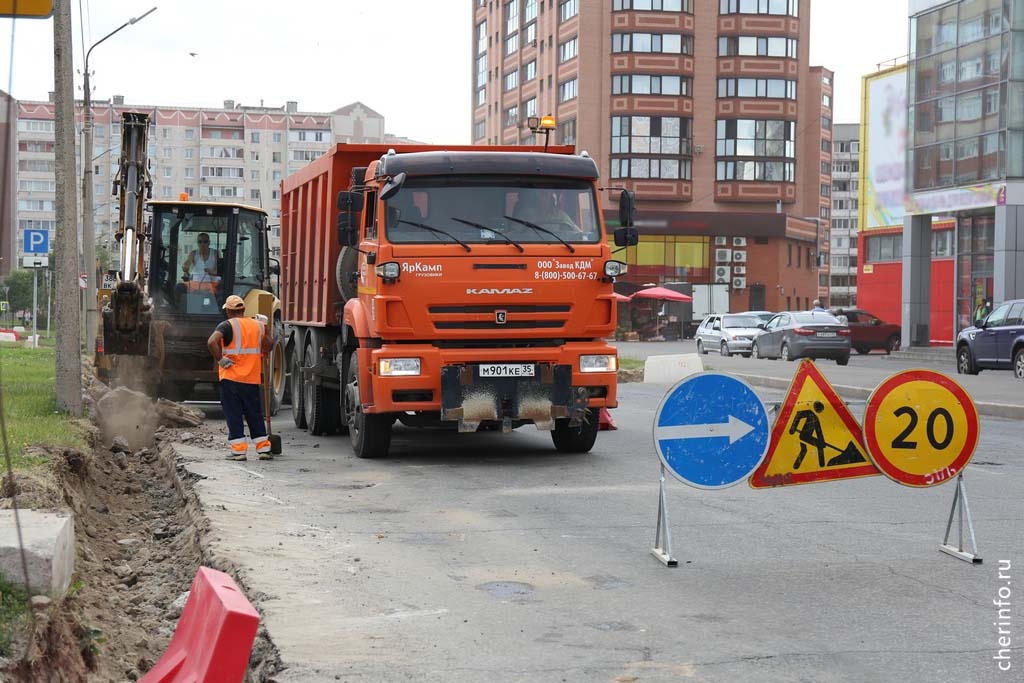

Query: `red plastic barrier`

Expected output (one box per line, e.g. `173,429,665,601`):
598,407,617,431
141,566,260,683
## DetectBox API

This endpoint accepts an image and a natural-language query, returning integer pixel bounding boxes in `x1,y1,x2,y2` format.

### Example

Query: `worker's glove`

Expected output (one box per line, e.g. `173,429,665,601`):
254,313,269,325
218,357,235,368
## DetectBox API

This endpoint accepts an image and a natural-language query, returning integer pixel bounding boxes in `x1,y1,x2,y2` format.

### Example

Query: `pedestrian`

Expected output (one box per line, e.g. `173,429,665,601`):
206,295,274,461
811,299,827,312
973,298,991,322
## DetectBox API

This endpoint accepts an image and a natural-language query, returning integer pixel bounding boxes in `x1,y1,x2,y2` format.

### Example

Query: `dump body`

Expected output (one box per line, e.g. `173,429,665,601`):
280,143,631,456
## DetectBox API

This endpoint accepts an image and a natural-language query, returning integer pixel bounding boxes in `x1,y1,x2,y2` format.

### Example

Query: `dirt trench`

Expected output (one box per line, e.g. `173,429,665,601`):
0,382,282,682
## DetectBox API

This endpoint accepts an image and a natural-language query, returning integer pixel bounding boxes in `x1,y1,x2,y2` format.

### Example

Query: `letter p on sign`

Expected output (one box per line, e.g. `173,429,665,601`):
24,229,48,254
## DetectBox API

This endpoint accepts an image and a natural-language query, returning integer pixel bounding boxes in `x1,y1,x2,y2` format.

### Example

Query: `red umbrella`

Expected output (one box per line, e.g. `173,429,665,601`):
612,292,631,303
629,286,692,302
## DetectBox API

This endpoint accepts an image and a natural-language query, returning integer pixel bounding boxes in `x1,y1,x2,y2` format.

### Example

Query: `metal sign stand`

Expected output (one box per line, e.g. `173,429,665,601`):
651,465,678,567
940,474,982,564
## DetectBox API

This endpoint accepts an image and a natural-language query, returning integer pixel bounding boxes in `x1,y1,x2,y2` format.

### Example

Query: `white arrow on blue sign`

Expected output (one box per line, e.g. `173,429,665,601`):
23,229,49,254
653,372,770,489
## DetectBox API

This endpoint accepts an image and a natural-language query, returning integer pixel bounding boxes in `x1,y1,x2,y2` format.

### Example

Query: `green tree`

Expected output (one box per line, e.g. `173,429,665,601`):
1,270,35,313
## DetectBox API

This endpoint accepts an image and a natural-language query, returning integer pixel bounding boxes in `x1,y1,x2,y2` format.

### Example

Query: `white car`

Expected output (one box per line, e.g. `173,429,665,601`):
695,314,763,357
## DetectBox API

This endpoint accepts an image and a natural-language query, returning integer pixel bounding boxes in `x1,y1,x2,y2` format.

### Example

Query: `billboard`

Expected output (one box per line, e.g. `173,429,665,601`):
859,65,907,230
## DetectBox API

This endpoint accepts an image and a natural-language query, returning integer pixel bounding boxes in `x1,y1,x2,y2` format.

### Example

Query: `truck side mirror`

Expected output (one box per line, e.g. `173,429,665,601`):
380,172,407,201
337,190,364,212
614,227,638,247
337,212,359,246
618,189,636,227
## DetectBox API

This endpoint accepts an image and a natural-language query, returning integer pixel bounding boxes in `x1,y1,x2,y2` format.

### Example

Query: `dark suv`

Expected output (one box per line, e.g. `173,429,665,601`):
830,308,901,354
955,299,1024,378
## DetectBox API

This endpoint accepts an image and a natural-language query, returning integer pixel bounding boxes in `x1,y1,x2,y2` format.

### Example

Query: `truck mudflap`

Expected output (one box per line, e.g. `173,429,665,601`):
440,363,588,433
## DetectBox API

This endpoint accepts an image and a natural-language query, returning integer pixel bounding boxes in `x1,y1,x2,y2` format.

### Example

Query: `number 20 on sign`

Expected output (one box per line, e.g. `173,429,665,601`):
863,370,979,487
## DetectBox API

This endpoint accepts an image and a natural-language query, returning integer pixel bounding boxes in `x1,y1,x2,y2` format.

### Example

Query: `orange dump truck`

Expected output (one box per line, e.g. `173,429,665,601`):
281,143,636,457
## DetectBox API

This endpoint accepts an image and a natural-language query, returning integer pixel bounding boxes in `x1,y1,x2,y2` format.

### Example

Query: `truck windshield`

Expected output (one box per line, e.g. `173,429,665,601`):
385,178,600,245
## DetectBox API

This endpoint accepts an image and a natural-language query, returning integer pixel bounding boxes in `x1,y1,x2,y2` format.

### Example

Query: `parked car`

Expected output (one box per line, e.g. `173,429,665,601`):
752,311,851,365
737,310,775,324
955,298,1024,378
695,313,763,357
830,308,901,354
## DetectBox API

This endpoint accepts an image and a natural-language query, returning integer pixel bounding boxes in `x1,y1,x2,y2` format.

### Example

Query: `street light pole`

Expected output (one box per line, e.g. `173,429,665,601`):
81,6,157,351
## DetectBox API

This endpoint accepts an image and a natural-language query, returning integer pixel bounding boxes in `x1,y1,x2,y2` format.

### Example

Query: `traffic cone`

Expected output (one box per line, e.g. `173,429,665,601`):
598,407,617,430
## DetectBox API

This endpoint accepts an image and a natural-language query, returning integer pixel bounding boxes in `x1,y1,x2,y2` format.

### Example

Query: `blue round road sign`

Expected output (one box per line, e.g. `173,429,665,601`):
653,372,770,489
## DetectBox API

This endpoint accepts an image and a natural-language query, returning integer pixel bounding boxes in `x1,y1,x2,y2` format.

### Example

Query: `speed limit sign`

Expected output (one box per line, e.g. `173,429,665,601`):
863,370,979,487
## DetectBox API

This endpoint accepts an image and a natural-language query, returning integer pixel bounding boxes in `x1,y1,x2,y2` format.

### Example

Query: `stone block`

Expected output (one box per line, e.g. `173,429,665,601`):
643,353,704,385
0,510,74,596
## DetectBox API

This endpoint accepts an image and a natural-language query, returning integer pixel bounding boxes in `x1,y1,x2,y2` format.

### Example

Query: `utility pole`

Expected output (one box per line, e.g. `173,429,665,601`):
80,6,157,351
53,0,82,415
30,265,37,348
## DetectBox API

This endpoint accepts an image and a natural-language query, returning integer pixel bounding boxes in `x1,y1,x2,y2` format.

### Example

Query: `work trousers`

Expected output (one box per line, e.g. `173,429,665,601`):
219,379,269,453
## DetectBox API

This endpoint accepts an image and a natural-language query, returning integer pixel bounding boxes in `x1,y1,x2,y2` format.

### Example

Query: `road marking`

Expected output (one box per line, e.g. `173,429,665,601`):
240,468,265,479
654,414,754,445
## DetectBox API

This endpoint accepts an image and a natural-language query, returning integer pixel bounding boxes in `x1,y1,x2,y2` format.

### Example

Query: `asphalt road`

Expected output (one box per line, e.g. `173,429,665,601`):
178,355,1024,683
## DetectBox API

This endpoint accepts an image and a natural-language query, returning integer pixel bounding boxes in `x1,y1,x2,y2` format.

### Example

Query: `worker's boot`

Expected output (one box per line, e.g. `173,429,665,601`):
255,436,272,460
226,438,248,461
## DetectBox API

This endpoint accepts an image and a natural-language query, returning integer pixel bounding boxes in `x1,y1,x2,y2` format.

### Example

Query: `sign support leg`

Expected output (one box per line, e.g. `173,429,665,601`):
651,465,678,567
940,474,982,564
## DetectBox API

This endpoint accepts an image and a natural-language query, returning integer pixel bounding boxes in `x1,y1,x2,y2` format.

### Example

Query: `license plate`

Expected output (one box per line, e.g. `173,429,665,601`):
817,332,838,338
478,363,535,378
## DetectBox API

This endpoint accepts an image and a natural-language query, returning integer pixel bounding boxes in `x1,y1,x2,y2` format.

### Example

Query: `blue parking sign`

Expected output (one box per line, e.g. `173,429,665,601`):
653,372,770,489
24,229,48,254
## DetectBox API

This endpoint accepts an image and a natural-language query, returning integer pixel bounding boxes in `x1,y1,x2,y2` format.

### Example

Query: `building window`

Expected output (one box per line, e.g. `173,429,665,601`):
719,0,798,16
17,119,55,132
272,151,282,163
558,78,578,102
611,116,692,180
865,233,904,262
613,32,693,55
524,97,537,118
272,132,282,143
718,35,797,58
524,59,537,81
250,132,260,143
613,0,691,11
504,70,519,91
820,183,830,197
822,94,831,107
185,128,195,140
559,36,578,63
558,118,576,146
505,0,519,33
473,120,486,140
717,78,796,99
615,74,691,96
504,105,519,128
477,20,487,54
716,119,795,158
821,116,831,129
559,0,578,22
832,198,858,211
716,160,795,181
506,32,519,55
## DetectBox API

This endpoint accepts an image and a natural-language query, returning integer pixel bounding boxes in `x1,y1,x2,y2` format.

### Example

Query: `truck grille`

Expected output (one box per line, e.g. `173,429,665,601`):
428,304,569,332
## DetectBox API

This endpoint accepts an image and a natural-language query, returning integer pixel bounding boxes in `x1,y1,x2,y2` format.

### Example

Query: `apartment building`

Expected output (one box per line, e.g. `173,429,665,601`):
471,0,833,311
6,97,388,275
829,122,858,307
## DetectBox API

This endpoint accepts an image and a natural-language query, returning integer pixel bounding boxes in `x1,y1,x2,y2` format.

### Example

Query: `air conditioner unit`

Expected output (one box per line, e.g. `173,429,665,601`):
733,265,746,275
715,248,732,262
733,277,747,289
714,266,731,283
733,250,747,263
733,236,747,247
715,236,728,246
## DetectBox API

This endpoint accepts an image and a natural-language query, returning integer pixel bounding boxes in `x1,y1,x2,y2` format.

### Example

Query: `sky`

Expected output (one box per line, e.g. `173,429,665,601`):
0,0,908,143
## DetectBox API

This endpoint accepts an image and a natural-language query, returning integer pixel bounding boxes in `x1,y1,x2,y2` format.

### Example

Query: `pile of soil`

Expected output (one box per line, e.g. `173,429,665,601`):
0,382,281,681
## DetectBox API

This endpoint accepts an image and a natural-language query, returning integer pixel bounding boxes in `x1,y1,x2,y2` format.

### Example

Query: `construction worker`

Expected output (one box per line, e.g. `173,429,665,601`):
206,295,274,461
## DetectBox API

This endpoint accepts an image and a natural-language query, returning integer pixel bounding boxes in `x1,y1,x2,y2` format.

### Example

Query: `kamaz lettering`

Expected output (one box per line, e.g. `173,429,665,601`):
466,287,534,295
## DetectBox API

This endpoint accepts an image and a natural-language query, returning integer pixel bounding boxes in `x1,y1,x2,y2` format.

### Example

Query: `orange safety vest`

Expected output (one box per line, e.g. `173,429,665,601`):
219,317,264,385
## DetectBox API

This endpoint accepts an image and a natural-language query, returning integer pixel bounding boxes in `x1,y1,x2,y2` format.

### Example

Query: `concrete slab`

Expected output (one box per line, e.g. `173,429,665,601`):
0,510,74,595
643,352,704,384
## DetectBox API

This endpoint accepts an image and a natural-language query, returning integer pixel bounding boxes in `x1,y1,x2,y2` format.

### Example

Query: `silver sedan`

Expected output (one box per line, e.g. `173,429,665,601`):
696,314,764,357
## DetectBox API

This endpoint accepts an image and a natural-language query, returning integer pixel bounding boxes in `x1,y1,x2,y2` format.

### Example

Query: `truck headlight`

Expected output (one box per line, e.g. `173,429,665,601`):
580,354,617,373
379,358,421,376
375,261,400,280
604,260,628,277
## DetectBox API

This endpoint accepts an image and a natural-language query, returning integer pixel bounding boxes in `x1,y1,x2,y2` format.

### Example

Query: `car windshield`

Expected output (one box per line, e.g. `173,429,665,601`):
385,177,601,245
723,315,760,328
793,312,841,324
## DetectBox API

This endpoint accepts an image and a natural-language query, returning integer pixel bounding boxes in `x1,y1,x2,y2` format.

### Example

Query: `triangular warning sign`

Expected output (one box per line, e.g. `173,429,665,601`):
750,359,880,488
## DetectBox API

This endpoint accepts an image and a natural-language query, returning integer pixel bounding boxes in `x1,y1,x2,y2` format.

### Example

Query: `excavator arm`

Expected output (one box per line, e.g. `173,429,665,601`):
101,112,153,355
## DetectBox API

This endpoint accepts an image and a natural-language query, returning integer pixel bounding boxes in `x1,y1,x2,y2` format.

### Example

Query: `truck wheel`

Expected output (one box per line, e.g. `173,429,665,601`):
269,335,286,417
290,343,306,429
303,340,338,436
336,247,358,301
344,352,391,458
551,408,599,453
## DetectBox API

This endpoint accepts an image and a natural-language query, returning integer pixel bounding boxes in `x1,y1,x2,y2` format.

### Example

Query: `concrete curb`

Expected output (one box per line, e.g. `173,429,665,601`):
734,373,1023,420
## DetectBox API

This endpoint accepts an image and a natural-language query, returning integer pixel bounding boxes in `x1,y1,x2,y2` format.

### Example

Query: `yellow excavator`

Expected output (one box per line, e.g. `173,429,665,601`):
95,112,287,413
